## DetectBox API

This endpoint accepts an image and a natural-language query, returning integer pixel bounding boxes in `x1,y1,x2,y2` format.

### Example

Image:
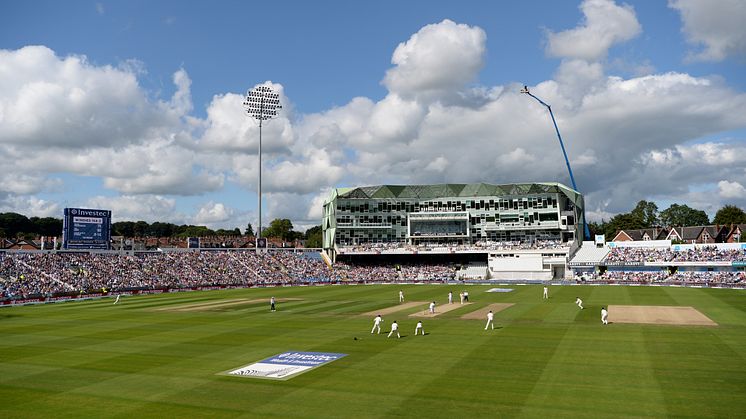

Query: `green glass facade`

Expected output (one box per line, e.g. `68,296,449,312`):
322,182,584,257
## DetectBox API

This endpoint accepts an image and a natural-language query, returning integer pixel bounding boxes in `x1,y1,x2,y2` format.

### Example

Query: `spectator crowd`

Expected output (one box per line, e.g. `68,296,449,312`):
604,247,746,264
0,250,457,300
338,239,568,254
585,270,744,285
3,245,743,301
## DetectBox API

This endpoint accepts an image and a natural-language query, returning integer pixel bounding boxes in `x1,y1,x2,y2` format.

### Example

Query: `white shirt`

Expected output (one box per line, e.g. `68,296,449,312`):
416,322,422,328
601,309,608,317
487,312,494,321
391,322,398,331
374,316,382,324
429,302,435,310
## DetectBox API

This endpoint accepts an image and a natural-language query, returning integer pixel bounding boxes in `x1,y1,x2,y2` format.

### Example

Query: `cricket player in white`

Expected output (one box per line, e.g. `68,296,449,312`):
388,321,400,338
575,297,584,309
485,310,494,330
543,286,548,299
448,291,453,304
601,307,608,325
459,292,464,304
113,294,120,304
429,301,436,314
414,321,424,335
371,314,383,334
399,290,404,303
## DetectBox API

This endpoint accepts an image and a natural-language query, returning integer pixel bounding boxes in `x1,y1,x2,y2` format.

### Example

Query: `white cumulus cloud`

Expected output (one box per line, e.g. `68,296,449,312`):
670,0,746,61
546,0,642,61
718,180,746,199
383,19,486,100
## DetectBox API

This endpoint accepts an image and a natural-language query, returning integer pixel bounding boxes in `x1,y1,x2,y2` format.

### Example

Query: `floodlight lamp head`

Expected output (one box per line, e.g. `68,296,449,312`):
520,85,529,94
243,85,282,121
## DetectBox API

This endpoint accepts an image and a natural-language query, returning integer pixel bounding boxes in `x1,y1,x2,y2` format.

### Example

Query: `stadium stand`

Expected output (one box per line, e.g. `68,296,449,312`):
457,262,489,280
2,239,745,305
568,242,610,265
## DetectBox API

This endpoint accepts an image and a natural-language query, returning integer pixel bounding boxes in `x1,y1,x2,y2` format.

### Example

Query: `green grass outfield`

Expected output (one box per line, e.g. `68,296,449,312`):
1,284,745,418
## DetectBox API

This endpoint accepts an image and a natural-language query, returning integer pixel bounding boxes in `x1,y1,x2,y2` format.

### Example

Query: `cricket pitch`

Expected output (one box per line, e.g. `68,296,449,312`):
409,302,472,318
460,303,515,320
361,301,428,317
608,305,717,326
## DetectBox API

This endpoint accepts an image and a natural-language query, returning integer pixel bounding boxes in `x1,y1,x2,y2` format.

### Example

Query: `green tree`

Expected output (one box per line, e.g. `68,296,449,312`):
604,213,647,239
177,225,215,237
30,217,63,236
148,222,177,237
305,225,322,248
630,200,659,227
587,221,606,237
215,228,242,236
133,221,149,237
0,212,33,238
659,204,709,227
263,219,295,241
113,221,135,237
713,205,746,225
244,223,255,237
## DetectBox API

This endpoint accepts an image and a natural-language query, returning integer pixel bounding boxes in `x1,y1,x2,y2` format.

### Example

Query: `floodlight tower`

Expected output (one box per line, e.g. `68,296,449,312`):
243,85,282,248
520,85,591,240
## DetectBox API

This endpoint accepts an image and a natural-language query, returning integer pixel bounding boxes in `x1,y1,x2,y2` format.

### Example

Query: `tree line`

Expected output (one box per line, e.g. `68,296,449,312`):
0,213,323,248
588,202,746,239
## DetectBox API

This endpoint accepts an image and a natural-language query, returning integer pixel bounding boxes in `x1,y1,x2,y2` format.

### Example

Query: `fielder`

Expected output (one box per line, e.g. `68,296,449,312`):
414,321,424,335
371,314,383,334
399,290,404,303
113,294,120,305
459,292,464,304
448,291,453,304
543,286,548,299
601,307,608,325
575,297,584,309
485,310,494,330
463,291,469,302
429,301,436,314
270,296,276,312
387,320,400,338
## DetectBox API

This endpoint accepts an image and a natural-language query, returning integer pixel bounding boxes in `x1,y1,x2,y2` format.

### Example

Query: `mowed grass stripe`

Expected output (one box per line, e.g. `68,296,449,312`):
1,285,745,418
665,287,746,326
392,323,572,417
287,322,491,418
220,332,411,417
3,313,351,415
0,317,199,363
519,323,668,417
644,325,746,417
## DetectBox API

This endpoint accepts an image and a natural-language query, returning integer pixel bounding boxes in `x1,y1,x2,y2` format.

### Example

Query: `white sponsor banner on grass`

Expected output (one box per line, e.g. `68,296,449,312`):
223,351,347,380
486,288,514,293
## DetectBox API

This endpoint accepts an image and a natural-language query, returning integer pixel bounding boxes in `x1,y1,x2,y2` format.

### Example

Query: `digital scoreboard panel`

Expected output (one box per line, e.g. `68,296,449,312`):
62,208,112,250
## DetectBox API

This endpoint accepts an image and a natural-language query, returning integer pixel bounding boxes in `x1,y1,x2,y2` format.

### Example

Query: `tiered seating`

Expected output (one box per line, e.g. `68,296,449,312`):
570,243,610,265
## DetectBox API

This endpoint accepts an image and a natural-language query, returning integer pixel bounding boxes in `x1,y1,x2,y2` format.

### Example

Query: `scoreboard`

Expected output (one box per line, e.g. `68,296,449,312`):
62,208,112,250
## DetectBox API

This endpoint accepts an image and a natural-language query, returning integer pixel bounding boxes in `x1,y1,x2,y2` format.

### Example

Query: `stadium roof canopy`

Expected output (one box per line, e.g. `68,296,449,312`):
330,182,580,200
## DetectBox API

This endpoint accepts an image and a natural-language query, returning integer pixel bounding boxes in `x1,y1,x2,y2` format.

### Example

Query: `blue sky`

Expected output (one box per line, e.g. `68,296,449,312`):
1,0,745,231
